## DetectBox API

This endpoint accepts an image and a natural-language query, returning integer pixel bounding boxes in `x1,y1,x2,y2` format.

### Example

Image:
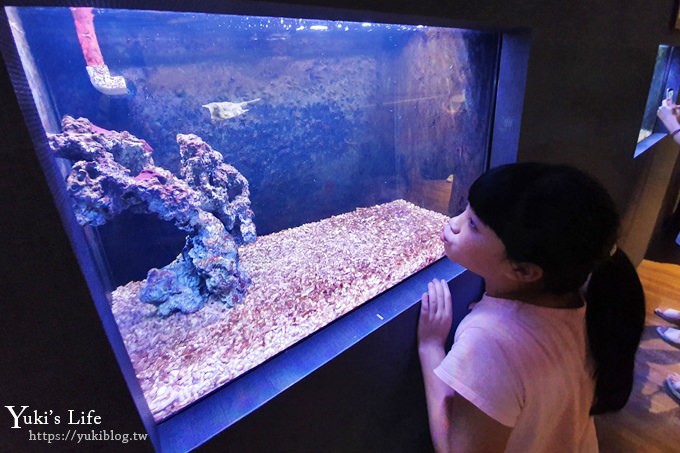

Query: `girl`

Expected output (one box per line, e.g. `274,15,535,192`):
418,162,645,452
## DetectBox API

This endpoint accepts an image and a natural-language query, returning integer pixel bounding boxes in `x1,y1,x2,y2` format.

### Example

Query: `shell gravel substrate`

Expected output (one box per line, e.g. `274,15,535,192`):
111,199,448,420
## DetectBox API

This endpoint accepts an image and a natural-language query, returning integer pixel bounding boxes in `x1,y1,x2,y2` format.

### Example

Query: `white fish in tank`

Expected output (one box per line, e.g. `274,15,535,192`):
202,98,261,121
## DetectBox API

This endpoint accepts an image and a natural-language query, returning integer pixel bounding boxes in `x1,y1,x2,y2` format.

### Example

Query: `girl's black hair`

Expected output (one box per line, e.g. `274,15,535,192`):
468,162,645,414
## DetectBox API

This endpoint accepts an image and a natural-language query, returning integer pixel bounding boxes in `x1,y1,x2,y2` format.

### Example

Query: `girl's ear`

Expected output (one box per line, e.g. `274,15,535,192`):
508,262,543,283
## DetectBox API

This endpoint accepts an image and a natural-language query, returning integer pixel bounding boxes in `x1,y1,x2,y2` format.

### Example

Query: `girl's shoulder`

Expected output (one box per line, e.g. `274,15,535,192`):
463,295,586,341
469,295,525,321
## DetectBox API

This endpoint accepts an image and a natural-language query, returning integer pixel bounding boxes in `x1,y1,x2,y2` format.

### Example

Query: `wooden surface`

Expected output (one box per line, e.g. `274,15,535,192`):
595,260,680,452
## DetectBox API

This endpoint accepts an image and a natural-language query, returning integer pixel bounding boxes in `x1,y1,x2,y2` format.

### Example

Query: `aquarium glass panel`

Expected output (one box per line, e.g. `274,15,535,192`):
637,44,680,155
5,6,498,420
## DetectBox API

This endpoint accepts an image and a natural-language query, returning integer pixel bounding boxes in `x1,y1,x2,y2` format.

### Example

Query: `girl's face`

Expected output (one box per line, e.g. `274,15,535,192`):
440,204,508,279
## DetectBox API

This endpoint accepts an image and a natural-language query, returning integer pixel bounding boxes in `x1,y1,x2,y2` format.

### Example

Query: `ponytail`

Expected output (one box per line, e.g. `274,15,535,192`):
585,248,645,414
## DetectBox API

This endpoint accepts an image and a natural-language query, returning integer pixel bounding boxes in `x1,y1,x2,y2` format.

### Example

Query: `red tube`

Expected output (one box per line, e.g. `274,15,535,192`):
70,7,104,67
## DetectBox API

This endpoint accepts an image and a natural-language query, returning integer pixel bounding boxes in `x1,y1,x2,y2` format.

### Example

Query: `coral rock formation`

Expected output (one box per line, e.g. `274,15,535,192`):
178,133,256,245
49,116,255,315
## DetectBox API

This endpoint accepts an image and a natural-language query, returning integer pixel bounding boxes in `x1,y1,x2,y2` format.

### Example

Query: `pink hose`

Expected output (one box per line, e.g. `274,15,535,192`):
70,7,104,67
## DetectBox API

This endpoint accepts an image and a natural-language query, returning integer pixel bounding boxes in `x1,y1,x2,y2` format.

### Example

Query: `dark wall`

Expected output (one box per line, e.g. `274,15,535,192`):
0,52,152,451
2,0,679,451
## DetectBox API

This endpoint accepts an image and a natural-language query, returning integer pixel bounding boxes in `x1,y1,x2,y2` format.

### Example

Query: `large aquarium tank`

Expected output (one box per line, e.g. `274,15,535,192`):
1,2,514,445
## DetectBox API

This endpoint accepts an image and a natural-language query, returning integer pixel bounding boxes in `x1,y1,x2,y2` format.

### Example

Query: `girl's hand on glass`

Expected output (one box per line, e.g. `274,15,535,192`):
657,98,680,125
417,279,452,351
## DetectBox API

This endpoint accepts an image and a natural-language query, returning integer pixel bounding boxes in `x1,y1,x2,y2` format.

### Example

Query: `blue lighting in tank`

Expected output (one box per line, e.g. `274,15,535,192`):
217,15,428,34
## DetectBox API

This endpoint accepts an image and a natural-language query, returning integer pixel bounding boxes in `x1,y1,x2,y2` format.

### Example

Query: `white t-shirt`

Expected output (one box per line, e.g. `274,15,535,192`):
434,294,598,453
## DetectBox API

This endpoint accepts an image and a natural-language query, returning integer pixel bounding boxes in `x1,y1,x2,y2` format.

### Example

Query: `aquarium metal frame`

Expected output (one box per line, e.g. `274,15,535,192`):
0,1,529,450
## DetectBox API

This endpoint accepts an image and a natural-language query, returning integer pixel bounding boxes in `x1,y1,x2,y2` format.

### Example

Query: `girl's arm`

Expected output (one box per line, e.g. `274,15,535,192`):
657,99,680,144
418,279,511,452
418,279,456,451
